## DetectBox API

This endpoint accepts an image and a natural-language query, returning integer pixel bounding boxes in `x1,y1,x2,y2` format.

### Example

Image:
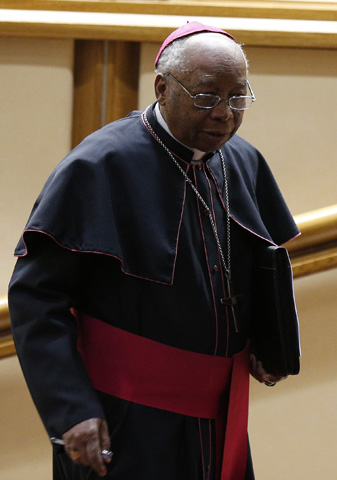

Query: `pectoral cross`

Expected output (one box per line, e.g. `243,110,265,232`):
220,276,240,333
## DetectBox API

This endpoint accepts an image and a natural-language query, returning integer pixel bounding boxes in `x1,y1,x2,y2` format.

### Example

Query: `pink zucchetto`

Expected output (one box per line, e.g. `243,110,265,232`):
154,21,237,67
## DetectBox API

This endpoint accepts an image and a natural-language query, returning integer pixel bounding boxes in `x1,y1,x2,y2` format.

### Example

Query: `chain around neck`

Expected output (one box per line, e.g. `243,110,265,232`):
142,106,232,280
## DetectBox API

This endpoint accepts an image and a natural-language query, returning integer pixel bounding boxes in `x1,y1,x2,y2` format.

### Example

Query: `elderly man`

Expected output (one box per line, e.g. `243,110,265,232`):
9,22,299,480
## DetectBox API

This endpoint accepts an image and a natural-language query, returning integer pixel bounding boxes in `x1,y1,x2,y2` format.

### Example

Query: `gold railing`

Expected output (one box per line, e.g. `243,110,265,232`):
1,204,337,359
0,296,15,358
287,204,337,277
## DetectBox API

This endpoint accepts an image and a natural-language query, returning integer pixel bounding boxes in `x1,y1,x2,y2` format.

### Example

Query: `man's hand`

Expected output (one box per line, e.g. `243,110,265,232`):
250,353,288,386
62,418,111,477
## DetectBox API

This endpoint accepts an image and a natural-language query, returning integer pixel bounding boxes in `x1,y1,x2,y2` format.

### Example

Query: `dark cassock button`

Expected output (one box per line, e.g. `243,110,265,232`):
213,265,219,272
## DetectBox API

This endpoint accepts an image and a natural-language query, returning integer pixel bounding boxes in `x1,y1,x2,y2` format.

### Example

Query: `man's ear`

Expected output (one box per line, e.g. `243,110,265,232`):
155,73,168,105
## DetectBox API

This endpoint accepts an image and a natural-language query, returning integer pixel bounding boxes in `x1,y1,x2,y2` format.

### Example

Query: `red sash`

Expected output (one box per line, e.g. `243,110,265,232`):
76,311,250,480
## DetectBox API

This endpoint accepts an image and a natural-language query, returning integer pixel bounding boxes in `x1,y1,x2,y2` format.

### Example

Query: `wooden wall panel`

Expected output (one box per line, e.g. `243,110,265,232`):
72,40,104,148
72,39,140,148
106,41,140,123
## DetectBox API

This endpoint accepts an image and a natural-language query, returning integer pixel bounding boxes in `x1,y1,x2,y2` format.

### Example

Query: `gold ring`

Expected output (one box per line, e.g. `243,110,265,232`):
69,450,81,461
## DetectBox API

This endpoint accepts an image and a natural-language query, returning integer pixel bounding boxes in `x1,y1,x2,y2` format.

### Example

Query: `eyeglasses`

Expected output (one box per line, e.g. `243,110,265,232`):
165,72,256,111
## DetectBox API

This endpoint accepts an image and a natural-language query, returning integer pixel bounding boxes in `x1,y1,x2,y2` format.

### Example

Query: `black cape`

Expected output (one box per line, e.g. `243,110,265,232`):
15,103,299,283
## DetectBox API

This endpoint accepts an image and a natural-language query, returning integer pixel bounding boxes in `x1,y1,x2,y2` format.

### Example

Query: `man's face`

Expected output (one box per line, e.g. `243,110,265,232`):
155,35,248,153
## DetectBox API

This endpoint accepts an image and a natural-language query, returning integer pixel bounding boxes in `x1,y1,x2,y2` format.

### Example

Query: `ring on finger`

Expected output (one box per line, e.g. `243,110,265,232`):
264,381,276,387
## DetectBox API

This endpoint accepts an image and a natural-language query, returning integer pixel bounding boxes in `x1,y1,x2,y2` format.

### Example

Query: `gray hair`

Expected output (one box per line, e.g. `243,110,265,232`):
156,34,248,74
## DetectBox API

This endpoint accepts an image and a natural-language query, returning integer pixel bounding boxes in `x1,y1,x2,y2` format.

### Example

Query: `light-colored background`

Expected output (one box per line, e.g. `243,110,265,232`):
1,36,336,479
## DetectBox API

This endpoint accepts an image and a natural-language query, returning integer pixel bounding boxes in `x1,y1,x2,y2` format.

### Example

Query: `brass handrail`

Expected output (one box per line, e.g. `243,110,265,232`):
1,203,337,358
0,296,15,358
288,204,337,252
287,204,337,277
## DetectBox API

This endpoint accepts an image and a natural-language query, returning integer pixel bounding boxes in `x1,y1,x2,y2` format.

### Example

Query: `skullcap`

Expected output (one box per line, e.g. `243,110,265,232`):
155,21,236,67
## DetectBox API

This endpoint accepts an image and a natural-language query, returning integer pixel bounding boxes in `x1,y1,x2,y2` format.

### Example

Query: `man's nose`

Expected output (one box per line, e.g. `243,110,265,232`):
210,100,234,120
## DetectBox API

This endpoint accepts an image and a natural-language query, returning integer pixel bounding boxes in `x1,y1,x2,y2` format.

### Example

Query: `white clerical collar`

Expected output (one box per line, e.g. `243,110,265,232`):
154,103,206,163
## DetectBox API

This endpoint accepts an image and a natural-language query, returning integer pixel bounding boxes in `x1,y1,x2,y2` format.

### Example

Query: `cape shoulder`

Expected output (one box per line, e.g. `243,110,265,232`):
15,122,299,283
15,112,188,283
212,135,299,246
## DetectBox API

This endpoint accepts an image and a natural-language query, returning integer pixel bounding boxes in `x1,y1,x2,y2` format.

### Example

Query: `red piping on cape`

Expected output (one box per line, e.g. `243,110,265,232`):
15,121,300,284
206,161,301,246
16,229,175,285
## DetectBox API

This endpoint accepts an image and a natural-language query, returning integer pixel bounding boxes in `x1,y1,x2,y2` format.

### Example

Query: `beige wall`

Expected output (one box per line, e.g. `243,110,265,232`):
0,355,51,478
250,268,337,479
0,37,336,480
0,37,73,479
0,37,74,295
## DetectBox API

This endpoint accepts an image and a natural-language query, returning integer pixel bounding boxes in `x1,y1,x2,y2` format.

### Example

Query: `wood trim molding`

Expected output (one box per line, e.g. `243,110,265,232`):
0,296,8,323
72,39,140,148
106,41,140,124
0,1,337,21
72,40,105,148
0,338,16,358
0,9,337,49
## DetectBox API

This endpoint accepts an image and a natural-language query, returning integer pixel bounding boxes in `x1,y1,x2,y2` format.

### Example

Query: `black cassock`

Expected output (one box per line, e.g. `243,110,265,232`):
9,103,299,480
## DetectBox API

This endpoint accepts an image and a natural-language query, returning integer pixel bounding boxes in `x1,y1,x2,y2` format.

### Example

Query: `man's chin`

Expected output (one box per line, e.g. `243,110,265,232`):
197,133,233,152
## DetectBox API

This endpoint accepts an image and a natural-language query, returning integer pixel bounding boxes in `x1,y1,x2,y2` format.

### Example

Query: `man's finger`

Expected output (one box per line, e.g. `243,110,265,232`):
68,448,81,463
100,419,111,459
86,438,107,477
62,417,111,474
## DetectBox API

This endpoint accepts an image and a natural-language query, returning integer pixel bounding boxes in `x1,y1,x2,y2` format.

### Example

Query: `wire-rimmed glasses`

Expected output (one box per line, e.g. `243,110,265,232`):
165,72,256,111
